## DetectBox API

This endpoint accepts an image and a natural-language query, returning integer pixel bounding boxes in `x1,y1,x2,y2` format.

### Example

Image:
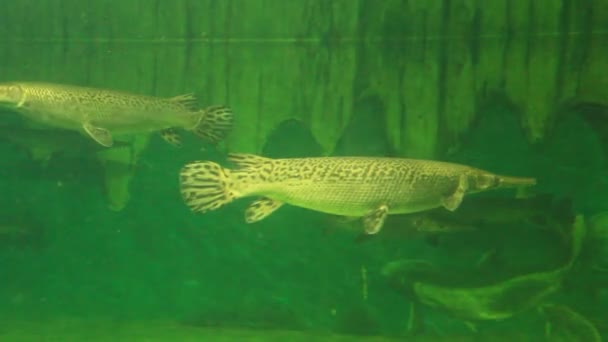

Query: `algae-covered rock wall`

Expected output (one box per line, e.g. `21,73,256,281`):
1,0,606,160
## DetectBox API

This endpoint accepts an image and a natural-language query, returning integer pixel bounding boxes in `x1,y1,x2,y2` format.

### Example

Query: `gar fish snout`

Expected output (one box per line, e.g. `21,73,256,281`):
498,175,537,187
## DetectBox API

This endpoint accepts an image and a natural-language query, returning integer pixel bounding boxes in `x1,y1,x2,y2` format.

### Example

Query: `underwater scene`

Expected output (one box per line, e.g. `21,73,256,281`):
1,1,607,341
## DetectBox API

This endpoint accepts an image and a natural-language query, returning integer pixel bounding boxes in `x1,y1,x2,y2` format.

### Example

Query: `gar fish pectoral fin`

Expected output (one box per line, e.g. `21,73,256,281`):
441,175,468,211
83,122,113,147
441,193,463,211
160,128,182,147
244,197,284,223
363,204,389,234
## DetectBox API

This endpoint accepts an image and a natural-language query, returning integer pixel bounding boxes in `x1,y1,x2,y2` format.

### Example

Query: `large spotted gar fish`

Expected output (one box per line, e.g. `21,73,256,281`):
179,153,537,235
0,81,233,147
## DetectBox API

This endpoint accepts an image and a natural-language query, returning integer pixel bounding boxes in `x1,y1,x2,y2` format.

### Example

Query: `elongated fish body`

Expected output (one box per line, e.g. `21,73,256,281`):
0,82,233,147
540,304,602,342
411,215,585,321
180,153,537,234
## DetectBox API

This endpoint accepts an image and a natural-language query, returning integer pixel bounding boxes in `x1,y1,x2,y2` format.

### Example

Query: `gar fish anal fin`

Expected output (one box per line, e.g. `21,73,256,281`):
168,93,198,109
363,204,389,234
441,174,468,211
160,128,182,147
83,122,113,147
245,197,284,223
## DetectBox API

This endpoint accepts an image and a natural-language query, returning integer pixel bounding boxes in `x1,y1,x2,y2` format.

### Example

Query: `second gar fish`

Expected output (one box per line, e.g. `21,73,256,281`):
0,81,234,147
179,153,537,234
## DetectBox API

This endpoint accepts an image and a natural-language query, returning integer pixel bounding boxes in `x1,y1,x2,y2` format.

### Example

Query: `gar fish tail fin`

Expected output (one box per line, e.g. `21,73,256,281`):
179,160,238,213
190,105,234,144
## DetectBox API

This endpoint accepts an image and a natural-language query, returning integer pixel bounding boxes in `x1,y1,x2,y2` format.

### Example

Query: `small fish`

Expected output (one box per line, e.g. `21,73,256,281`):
412,267,564,321
180,153,536,234
410,215,586,322
324,213,476,245
352,193,573,245
427,193,574,229
0,81,234,147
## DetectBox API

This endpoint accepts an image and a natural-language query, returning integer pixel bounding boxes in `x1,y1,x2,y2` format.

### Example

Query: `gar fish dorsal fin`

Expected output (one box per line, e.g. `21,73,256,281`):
168,93,198,109
227,153,272,169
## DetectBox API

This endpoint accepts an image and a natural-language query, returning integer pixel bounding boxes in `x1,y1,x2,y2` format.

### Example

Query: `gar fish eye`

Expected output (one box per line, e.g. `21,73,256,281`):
1,85,24,102
8,85,21,97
